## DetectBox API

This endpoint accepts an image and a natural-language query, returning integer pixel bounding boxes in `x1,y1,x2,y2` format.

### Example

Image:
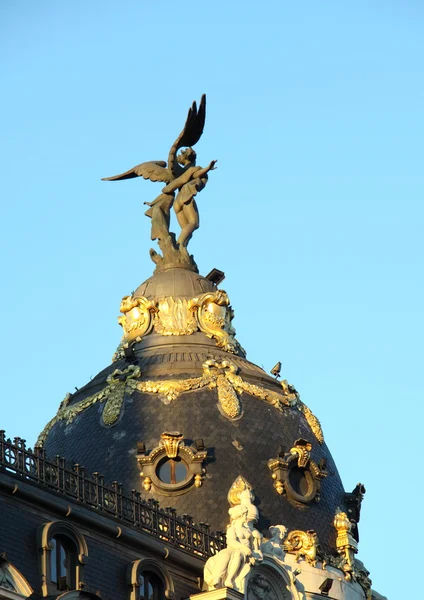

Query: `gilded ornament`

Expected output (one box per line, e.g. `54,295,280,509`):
216,374,241,419
281,380,324,444
283,530,322,567
153,297,198,335
189,291,242,355
136,433,207,495
275,481,284,495
119,296,158,343
203,360,242,419
267,440,327,504
134,359,291,420
102,366,139,426
143,476,152,491
230,374,292,411
290,439,312,468
333,510,358,580
227,475,253,507
115,289,245,358
160,432,184,458
37,360,297,446
35,366,141,447
136,375,206,404
298,401,324,445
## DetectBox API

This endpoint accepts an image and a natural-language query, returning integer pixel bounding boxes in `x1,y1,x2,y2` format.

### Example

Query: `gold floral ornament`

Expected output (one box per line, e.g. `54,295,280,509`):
281,380,324,445
36,366,141,447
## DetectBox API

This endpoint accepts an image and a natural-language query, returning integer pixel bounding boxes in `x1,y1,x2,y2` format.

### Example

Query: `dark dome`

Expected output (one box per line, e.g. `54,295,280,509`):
134,267,216,299
40,268,347,552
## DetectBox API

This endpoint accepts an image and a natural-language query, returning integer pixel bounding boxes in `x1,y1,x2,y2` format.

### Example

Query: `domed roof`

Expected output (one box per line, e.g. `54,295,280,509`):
39,265,348,553
134,267,216,299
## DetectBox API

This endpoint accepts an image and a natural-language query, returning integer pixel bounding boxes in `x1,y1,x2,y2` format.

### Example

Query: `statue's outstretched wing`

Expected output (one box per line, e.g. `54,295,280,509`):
102,160,172,183
168,94,206,177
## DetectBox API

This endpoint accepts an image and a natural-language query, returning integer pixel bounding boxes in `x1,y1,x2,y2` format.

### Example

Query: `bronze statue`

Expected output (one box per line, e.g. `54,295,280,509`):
102,95,216,271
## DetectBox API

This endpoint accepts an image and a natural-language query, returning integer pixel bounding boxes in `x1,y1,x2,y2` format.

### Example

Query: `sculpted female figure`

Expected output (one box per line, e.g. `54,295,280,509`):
204,504,255,592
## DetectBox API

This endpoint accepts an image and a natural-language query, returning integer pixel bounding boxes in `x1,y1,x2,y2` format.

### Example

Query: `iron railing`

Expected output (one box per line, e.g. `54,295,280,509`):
0,432,225,558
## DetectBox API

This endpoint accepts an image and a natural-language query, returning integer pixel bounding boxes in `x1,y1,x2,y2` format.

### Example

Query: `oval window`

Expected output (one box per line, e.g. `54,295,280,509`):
288,467,312,497
157,457,188,484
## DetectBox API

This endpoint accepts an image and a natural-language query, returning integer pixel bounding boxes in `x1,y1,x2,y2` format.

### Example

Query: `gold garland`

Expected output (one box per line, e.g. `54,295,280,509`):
36,366,141,447
280,380,324,445
134,360,296,420
36,362,324,447
298,401,324,445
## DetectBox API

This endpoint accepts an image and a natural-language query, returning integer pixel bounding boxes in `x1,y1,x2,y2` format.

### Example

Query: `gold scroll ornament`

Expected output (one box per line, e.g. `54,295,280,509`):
115,290,245,359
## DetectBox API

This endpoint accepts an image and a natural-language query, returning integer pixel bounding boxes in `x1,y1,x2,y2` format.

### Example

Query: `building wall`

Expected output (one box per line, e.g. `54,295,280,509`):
0,487,201,600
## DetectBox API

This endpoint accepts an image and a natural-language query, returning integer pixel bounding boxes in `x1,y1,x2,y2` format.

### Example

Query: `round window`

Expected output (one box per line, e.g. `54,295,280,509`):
157,457,188,484
288,467,313,498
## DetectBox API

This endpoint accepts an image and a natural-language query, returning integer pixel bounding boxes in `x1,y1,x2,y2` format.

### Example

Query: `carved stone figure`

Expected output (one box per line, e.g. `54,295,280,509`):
204,504,256,592
204,482,265,593
246,574,278,600
102,95,216,271
240,489,263,562
261,525,287,558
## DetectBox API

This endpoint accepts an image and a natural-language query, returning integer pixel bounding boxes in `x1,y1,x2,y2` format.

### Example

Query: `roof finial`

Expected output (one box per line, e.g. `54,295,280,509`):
102,94,217,273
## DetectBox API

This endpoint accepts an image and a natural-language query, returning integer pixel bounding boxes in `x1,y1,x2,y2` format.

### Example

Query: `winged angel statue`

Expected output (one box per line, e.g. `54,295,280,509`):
102,95,216,271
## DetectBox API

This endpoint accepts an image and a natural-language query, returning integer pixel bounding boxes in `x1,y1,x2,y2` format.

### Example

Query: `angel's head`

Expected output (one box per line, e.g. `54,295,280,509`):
177,147,197,166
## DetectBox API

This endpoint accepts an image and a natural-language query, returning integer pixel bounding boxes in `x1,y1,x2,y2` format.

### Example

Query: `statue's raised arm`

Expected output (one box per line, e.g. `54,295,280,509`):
102,94,216,273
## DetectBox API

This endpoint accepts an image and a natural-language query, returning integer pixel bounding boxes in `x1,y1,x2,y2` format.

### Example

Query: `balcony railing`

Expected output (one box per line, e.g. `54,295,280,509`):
0,432,225,558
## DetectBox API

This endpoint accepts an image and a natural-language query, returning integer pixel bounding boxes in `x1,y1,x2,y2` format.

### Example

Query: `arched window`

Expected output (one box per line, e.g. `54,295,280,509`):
127,559,173,600
0,555,33,600
38,521,88,597
138,571,164,600
50,535,78,591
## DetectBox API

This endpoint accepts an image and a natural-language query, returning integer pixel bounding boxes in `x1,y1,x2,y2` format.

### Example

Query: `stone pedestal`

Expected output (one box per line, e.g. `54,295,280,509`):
190,588,244,600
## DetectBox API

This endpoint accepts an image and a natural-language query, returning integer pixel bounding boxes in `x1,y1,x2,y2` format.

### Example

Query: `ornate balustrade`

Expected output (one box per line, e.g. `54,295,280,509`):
0,431,225,558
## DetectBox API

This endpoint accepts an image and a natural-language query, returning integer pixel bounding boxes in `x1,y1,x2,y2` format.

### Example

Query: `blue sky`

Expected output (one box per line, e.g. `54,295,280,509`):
1,2,423,597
